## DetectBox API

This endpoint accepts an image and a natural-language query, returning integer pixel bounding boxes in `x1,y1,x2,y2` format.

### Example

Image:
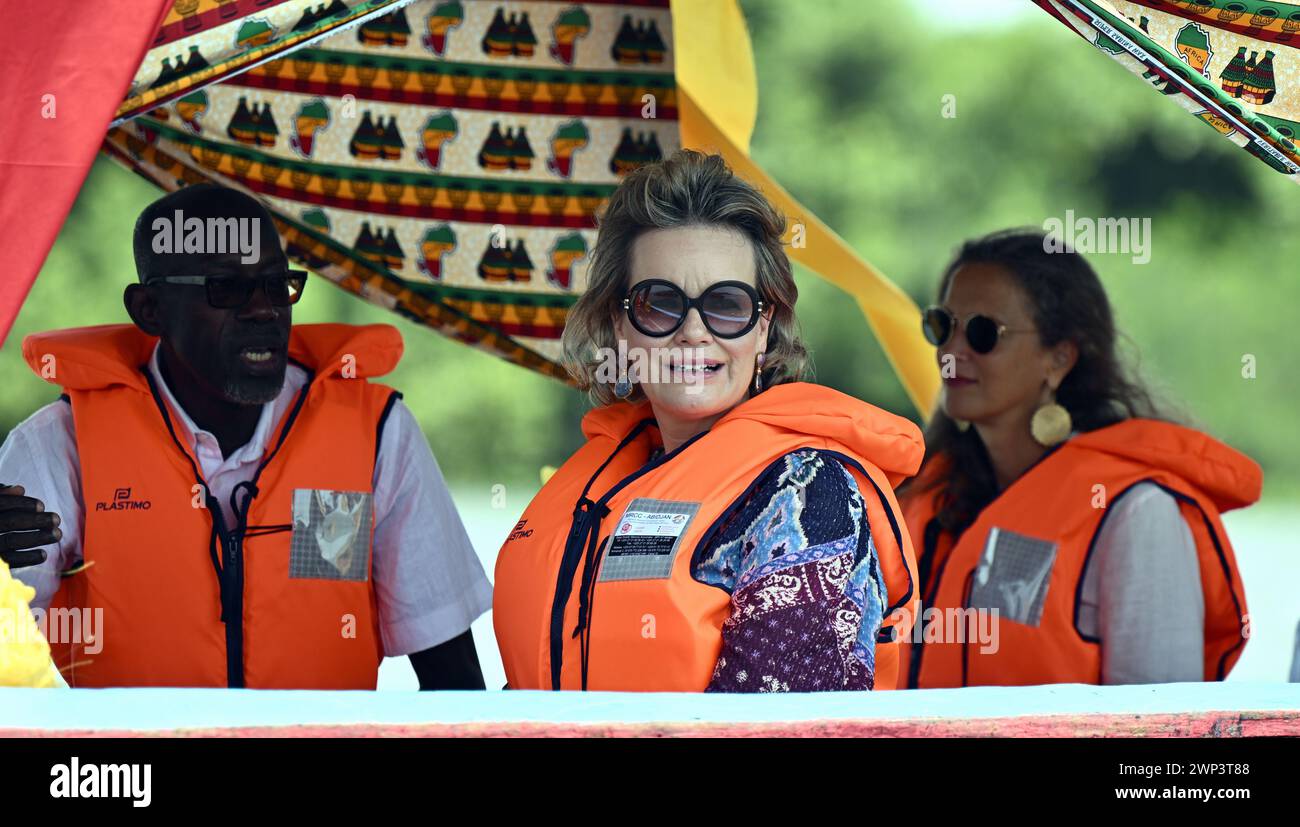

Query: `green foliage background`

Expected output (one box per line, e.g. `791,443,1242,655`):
2,0,1296,507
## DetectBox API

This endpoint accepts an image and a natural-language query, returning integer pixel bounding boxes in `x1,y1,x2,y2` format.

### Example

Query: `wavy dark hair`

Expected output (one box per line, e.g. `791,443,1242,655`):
561,149,810,406
903,228,1169,540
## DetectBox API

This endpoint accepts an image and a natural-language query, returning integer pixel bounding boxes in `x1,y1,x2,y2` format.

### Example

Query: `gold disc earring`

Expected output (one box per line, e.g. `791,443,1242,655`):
1030,389,1072,447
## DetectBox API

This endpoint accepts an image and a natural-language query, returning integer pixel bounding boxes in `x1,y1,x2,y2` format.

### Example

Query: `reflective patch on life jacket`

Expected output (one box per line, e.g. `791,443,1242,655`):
597,497,700,582
968,527,1058,628
289,488,374,582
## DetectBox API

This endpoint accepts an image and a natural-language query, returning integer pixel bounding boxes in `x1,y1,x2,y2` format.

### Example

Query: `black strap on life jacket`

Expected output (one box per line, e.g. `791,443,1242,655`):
142,361,312,688
548,419,713,690
547,419,651,691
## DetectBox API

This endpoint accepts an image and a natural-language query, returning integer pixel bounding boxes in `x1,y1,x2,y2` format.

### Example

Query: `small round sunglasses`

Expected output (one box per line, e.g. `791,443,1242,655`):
623,279,765,339
921,306,1034,354
148,271,308,309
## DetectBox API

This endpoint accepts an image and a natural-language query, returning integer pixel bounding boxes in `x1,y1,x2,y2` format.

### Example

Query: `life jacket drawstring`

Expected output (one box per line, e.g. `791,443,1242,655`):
549,419,655,690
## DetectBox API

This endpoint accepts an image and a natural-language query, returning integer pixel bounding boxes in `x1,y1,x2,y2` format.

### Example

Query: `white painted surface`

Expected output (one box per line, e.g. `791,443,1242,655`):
3,682,1298,732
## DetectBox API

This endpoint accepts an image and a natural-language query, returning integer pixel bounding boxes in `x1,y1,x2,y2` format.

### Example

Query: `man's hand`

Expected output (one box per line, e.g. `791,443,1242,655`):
0,484,61,570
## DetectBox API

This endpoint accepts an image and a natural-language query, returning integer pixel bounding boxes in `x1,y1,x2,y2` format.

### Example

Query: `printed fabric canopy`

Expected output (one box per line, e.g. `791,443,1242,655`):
82,0,939,415
1034,0,1300,180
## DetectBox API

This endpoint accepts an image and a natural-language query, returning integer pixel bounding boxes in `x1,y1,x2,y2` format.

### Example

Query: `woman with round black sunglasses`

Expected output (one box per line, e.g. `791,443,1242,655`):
493,150,925,695
897,229,1260,690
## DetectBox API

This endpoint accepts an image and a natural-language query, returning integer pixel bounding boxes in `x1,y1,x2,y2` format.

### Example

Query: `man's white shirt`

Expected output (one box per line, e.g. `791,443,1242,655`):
0,341,492,657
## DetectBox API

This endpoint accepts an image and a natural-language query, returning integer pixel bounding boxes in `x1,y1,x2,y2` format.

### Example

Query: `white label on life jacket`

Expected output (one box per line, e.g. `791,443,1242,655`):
597,498,699,582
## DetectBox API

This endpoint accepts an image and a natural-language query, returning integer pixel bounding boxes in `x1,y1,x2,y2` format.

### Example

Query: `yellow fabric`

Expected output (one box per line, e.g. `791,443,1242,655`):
0,558,60,688
672,0,940,419
669,0,759,154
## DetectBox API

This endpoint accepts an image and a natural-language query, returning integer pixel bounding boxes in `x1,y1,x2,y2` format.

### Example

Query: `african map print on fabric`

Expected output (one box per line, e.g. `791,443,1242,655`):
116,0,418,124
1037,0,1300,182
103,0,678,380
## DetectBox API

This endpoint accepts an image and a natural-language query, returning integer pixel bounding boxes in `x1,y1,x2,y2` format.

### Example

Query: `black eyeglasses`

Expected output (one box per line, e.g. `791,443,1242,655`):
623,279,765,339
922,306,1035,355
148,271,308,309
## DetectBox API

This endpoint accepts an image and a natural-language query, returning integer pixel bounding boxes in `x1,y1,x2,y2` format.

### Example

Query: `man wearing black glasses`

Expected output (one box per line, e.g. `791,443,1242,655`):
0,184,490,690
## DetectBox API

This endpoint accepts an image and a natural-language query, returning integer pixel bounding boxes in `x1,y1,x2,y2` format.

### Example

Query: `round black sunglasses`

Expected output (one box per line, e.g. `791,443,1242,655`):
623,279,765,339
922,306,1034,355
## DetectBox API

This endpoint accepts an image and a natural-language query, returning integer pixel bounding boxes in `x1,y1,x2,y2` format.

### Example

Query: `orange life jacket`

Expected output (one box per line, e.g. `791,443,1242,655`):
899,419,1260,688
22,322,405,689
493,382,925,692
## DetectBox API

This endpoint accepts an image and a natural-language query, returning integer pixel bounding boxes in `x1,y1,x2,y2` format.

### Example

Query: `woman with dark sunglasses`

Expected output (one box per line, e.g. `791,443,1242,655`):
898,229,1261,688
493,150,925,692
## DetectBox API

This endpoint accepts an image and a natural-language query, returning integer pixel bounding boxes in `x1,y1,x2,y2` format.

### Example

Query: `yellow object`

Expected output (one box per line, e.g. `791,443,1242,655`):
671,0,940,419
552,137,586,154
669,0,758,154
421,240,454,256
0,558,60,688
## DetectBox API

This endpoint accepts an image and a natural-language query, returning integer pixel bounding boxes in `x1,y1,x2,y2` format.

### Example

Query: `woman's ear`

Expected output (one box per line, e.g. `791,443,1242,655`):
1049,339,1079,387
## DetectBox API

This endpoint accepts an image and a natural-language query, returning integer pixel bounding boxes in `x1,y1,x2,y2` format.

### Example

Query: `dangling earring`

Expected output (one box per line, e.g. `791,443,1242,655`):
1030,386,1072,447
613,364,632,399
753,352,765,393
954,418,970,433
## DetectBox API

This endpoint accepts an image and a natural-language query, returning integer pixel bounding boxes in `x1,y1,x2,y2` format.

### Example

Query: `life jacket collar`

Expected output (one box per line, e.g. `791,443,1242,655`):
579,382,924,485
23,323,403,393
1067,419,1261,513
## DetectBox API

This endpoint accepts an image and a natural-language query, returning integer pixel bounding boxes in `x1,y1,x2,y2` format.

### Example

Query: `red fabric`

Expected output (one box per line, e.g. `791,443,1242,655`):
0,0,173,348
